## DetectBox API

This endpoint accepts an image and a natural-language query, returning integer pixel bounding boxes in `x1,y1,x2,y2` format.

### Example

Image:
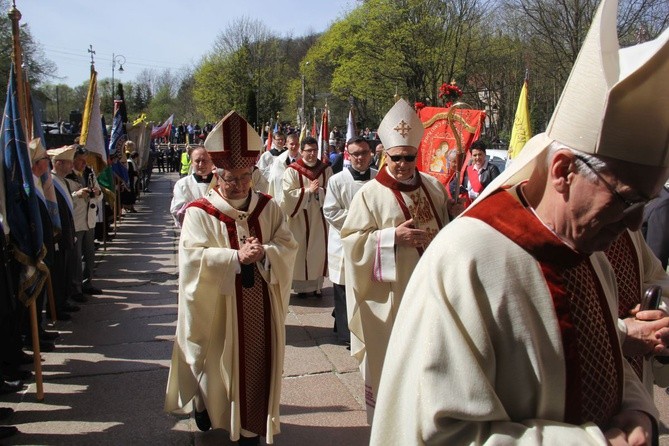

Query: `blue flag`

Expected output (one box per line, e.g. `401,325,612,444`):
1,63,47,305
108,108,127,159
31,95,61,231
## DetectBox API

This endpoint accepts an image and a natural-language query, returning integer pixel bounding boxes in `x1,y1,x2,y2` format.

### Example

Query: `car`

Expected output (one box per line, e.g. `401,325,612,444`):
486,148,508,173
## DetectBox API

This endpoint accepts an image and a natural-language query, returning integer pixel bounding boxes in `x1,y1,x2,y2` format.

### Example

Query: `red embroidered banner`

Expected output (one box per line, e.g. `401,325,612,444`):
416,106,485,189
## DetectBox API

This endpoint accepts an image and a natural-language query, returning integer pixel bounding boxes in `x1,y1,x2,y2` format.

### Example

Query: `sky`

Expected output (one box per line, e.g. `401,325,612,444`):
17,0,356,87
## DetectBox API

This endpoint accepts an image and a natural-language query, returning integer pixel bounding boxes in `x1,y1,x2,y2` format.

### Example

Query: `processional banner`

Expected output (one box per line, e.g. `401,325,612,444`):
416,106,485,190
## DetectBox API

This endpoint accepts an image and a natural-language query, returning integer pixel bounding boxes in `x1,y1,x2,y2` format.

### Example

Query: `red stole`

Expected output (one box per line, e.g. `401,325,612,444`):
466,164,484,193
605,231,644,379
289,158,329,181
466,188,624,429
187,193,273,435
375,168,444,256
286,159,329,278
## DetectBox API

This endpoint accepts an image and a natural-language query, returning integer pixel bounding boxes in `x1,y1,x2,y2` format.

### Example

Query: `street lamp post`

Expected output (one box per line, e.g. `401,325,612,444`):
111,53,126,110
301,61,310,128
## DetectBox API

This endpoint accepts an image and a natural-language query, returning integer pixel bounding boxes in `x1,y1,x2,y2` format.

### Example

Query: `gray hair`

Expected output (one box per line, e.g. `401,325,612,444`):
546,141,609,182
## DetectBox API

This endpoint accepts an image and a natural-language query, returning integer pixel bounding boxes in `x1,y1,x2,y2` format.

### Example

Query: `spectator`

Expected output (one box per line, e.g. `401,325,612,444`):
462,140,500,201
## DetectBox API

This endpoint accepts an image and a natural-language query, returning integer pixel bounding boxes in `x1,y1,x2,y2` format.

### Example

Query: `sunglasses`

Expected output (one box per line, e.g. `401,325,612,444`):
387,154,417,162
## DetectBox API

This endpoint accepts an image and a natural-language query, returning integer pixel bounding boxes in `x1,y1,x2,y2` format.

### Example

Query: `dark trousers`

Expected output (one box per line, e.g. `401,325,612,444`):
333,283,350,343
53,247,73,310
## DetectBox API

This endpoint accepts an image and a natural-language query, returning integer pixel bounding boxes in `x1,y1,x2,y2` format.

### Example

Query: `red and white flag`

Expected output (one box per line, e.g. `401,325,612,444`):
151,114,174,140
317,108,329,161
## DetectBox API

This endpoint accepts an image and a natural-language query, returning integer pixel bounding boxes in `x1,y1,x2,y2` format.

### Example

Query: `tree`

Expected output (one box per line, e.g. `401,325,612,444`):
193,17,294,129
0,0,56,105
301,0,490,130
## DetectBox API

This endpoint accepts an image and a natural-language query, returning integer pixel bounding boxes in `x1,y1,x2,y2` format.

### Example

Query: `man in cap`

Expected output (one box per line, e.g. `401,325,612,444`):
27,139,59,348
67,145,103,297
370,1,669,443
340,98,453,420
165,111,297,446
48,145,83,318
281,136,332,297
169,146,214,227
324,136,377,346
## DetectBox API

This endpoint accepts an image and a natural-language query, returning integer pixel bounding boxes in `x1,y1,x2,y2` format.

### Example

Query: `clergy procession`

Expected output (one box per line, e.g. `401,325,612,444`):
3,0,669,444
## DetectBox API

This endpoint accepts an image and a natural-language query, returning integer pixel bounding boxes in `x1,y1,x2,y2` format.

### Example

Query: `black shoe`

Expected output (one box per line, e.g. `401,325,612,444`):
0,425,18,440
0,380,25,395
238,436,260,446
193,409,211,432
314,290,322,298
71,293,89,303
40,330,60,341
4,368,32,382
82,286,103,295
62,303,80,312
56,311,72,321
16,351,34,365
0,407,13,420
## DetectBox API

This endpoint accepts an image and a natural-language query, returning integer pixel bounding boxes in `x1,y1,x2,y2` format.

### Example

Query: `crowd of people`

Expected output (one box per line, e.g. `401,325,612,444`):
1,141,110,439
163,3,669,445
0,134,165,439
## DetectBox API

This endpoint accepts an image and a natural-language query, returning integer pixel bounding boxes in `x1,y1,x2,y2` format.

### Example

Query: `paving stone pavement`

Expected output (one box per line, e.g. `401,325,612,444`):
1,171,369,446
3,170,669,445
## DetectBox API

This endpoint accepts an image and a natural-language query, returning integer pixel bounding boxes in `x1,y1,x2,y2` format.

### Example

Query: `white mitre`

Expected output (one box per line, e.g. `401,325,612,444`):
474,0,669,208
377,99,424,150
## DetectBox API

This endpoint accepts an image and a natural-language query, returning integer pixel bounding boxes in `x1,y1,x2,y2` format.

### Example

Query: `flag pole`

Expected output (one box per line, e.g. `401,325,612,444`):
9,3,28,138
9,1,45,402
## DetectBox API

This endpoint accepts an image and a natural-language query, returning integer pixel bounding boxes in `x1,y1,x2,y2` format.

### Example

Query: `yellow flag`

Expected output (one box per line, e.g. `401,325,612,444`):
508,80,531,159
299,123,307,145
80,68,107,172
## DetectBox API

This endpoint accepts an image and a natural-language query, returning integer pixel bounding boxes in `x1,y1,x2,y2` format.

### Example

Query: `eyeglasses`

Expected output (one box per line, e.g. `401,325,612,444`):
302,148,318,153
574,155,649,216
386,154,417,162
221,173,252,185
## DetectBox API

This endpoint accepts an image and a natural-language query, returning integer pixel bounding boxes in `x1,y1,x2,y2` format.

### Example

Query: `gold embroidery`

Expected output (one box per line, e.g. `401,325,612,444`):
394,120,411,137
407,190,439,244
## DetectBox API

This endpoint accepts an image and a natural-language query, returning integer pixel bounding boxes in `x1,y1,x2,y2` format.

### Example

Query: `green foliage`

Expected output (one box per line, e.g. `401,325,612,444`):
0,0,56,105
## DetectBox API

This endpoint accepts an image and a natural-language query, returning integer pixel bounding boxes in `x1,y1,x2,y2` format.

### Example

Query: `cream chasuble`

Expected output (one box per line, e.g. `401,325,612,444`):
165,189,297,444
370,185,657,445
340,167,449,419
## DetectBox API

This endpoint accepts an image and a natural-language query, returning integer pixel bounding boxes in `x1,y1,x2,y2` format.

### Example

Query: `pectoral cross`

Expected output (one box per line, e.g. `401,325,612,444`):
240,235,248,244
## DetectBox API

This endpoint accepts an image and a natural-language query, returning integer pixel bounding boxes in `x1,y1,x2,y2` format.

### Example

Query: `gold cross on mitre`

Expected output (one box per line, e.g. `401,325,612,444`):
393,120,411,137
